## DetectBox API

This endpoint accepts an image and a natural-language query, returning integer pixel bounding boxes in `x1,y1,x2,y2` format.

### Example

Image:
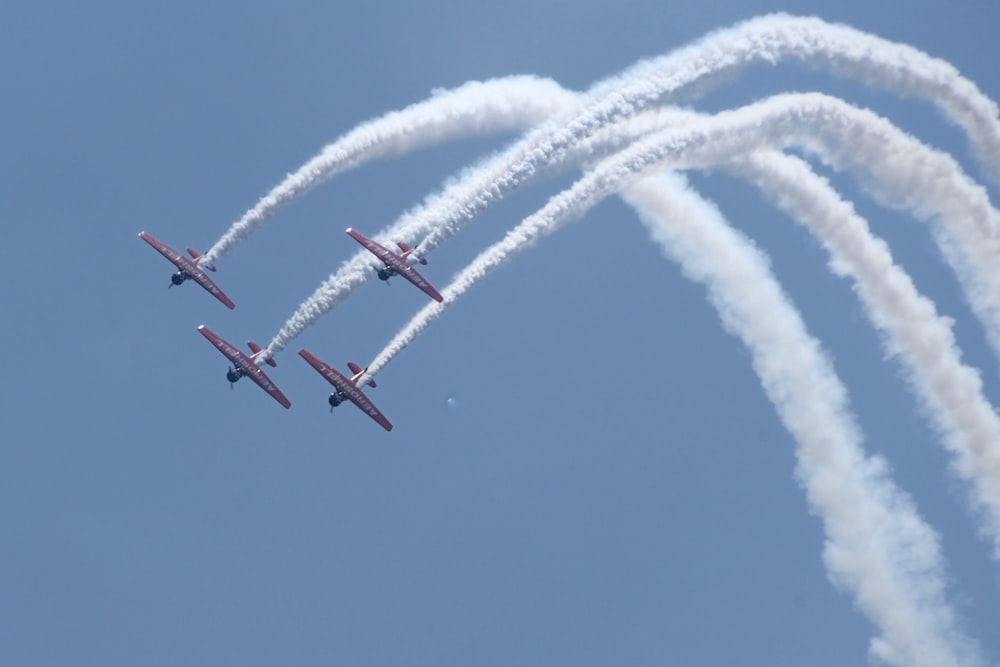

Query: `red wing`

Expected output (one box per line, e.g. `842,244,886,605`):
198,325,291,409
139,231,185,266
242,365,292,409
394,263,444,302
346,227,396,264
298,349,393,431
197,323,244,363
188,270,236,310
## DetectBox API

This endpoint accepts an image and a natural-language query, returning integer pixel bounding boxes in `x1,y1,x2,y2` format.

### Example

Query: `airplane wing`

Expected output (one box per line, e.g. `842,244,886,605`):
298,349,393,431
138,231,235,309
197,325,291,409
394,263,444,302
345,227,394,263
139,230,186,265
345,227,443,302
187,269,236,310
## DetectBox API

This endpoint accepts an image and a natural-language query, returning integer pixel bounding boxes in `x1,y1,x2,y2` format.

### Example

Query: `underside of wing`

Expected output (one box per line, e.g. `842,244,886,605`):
246,368,292,409
139,231,183,266
399,266,444,302
346,227,395,264
191,271,236,309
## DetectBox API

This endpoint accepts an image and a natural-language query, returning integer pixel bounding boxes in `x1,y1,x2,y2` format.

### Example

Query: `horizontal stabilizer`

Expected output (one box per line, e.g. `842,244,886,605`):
188,247,216,271
248,341,277,367
397,241,427,264
348,361,376,388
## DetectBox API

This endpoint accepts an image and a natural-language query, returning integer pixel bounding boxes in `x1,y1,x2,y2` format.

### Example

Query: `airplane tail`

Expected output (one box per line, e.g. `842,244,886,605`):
397,241,428,265
348,361,376,388
248,341,277,367
187,247,217,272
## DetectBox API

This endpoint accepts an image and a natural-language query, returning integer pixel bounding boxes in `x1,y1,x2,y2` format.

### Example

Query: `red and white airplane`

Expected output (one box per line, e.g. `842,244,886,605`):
197,324,291,409
138,231,236,310
298,349,393,431
346,227,444,302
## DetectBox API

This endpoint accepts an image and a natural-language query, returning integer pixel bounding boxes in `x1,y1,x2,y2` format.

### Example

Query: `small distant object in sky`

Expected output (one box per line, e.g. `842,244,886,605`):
446,397,458,408
138,231,235,309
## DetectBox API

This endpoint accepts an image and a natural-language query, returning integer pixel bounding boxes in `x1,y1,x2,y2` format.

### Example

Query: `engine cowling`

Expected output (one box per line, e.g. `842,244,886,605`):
329,392,344,408
171,271,188,286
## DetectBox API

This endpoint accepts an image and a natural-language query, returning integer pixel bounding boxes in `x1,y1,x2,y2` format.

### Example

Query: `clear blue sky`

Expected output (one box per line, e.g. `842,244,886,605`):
2,1,998,664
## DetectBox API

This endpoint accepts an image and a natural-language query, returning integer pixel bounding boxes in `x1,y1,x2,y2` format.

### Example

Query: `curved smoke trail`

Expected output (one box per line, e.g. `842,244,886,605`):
263,14,1000,355
363,93,1000,561
412,12,1000,255
200,76,579,265
625,173,981,667
365,92,1000,373
730,152,1000,559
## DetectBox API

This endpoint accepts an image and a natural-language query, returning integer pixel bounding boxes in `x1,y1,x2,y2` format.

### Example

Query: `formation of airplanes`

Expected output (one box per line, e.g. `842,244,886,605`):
140,226,444,430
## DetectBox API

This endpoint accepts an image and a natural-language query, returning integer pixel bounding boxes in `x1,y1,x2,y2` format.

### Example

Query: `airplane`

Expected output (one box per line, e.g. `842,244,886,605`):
346,227,444,302
197,324,291,409
138,231,236,310
298,349,393,431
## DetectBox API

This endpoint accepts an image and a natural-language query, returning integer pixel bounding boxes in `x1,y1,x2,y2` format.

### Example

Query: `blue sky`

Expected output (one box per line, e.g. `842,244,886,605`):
2,1,999,664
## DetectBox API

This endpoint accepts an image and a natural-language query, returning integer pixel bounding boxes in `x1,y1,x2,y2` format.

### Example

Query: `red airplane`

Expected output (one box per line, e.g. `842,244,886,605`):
138,231,236,310
197,325,291,409
298,349,393,431
346,227,444,302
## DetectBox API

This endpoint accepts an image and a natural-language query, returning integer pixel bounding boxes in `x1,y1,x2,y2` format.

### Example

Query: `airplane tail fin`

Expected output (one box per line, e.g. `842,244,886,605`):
187,247,217,272
348,362,376,388
397,241,428,265
248,341,277,367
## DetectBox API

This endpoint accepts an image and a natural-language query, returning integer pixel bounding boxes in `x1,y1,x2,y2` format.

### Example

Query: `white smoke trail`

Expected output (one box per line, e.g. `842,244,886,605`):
574,109,1000,556
595,94,1000,365
625,172,981,667
366,93,1000,373
259,151,547,360
413,12,1000,256
731,152,1000,559
363,93,1000,559
200,76,579,265
264,13,1000,354
369,168,985,665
